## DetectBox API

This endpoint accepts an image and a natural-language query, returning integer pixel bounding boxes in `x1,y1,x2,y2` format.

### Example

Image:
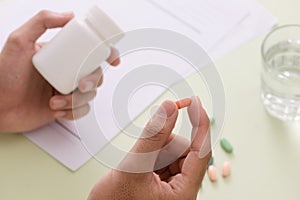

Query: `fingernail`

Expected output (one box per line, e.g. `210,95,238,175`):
52,99,67,109
54,111,66,118
61,11,74,17
81,81,95,93
154,106,167,118
145,101,176,137
155,101,176,118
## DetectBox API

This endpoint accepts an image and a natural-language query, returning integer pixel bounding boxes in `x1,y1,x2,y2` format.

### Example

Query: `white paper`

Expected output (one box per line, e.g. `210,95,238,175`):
25,122,91,171
0,0,248,49
210,0,278,59
0,0,276,170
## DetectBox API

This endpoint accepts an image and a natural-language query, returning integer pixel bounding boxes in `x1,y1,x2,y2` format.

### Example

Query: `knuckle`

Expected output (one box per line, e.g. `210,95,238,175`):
144,122,163,138
144,123,160,137
7,31,24,47
37,10,52,20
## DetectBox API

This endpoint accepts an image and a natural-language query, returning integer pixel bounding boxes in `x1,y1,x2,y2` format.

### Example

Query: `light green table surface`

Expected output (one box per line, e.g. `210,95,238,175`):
1,0,300,199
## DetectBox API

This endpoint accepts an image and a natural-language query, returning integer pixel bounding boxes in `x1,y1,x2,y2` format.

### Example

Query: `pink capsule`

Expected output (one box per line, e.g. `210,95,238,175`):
222,161,231,177
207,165,217,182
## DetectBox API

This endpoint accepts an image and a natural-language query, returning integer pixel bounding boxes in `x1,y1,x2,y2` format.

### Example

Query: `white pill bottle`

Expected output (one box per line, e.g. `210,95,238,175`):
33,5,124,94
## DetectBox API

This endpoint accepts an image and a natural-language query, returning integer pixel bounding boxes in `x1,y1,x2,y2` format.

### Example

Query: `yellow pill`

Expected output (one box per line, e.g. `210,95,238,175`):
222,161,231,177
207,165,217,182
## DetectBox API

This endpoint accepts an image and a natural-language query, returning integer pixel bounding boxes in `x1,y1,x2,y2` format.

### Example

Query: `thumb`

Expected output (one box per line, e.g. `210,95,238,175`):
118,100,178,173
15,10,74,44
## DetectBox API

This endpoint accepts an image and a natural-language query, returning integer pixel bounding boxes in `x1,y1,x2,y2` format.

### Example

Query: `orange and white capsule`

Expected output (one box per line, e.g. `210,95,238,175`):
175,98,192,109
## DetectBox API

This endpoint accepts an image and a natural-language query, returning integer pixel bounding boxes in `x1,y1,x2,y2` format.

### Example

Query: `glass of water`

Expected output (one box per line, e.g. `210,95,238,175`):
261,24,300,121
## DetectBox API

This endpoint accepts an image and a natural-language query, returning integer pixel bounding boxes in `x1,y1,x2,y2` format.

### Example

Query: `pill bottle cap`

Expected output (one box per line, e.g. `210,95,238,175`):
86,5,124,44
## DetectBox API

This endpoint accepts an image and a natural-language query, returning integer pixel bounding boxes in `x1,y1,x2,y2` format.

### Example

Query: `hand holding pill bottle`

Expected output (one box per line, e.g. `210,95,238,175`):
0,9,121,132
33,5,124,94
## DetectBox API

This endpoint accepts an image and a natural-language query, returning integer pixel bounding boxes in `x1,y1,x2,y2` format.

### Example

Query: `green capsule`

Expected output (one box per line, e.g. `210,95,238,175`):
220,138,233,153
209,117,215,126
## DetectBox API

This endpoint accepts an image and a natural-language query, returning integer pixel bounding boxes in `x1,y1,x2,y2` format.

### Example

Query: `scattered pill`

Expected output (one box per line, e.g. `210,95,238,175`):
220,138,233,153
207,165,218,182
222,161,231,177
175,98,192,109
209,117,215,125
208,156,214,167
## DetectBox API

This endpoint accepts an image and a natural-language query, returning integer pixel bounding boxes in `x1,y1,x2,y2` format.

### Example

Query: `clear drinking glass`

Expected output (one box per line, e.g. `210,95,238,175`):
261,24,300,121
